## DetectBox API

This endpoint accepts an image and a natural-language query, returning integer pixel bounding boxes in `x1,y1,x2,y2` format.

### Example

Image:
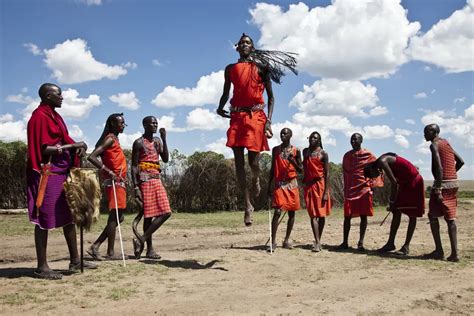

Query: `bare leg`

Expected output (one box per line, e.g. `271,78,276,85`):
35,225,50,272
270,209,281,249
378,212,400,253
248,151,261,198
358,215,367,250
283,211,295,248
446,219,459,262
310,217,322,252
142,213,171,257
63,224,79,263
336,217,351,249
318,217,326,239
233,147,253,225
426,214,444,259
143,218,153,251
403,217,417,249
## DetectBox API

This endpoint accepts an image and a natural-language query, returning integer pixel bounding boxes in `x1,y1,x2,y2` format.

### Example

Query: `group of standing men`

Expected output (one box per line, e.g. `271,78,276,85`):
26,33,464,279
216,33,464,261
26,83,171,279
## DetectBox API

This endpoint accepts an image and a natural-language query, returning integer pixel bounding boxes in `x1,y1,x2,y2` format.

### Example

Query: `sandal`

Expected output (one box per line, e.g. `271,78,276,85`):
447,254,459,262
335,243,349,251
357,242,366,252
145,251,162,260
69,260,98,272
423,250,445,260
282,241,294,249
103,254,125,261
394,245,409,256
244,207,254,227
87,246,104,261
377,243,396,253
133,238,144,259
34,270,63,280
312,243,321,253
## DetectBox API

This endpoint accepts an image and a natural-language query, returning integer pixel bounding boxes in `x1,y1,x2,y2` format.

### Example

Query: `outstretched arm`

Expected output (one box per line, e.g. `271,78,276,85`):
216,65,232,118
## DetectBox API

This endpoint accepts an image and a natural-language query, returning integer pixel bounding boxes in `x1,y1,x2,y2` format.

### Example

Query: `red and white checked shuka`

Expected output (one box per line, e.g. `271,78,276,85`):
138,137,171,218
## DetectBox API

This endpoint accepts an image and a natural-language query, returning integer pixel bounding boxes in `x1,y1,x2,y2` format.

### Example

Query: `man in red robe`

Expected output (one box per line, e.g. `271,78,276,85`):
337,133,377,251
216,34,274,226
27,83,96,279
424,124,464,262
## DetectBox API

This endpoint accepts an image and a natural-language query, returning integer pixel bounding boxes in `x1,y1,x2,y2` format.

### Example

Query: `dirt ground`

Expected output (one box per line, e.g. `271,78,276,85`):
1,202,473,315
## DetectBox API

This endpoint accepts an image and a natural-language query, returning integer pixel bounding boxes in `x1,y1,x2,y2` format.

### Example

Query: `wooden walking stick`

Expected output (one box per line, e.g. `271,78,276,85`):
380,207,391,226
112,178,126,267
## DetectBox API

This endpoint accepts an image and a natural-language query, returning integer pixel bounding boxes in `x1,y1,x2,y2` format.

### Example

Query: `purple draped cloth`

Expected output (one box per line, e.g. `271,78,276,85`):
27,144,74,230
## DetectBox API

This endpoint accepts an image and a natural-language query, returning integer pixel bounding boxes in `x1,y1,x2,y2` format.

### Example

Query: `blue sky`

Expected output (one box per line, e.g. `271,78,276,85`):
1,0,473,180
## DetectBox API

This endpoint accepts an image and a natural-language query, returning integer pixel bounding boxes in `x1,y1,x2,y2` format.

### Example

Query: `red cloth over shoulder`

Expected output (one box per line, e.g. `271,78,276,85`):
27,104,76,172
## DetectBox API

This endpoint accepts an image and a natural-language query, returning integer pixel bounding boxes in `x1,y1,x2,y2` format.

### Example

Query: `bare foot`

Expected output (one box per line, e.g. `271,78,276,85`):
244,206,254,226
423,250,445,260
377,243,396,253
447,254,459,262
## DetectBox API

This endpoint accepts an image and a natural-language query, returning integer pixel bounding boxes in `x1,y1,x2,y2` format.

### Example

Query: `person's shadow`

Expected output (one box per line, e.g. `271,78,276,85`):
0,267,75,279
142,259,228,271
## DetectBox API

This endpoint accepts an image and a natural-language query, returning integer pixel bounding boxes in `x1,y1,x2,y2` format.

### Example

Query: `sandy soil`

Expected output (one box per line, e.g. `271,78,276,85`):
1,202,473,315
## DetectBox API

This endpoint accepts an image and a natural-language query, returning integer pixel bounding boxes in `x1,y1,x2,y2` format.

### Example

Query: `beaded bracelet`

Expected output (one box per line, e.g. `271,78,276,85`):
56,144,63,154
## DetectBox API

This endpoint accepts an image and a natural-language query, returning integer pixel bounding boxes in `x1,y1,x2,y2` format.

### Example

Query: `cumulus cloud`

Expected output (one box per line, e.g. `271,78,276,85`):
6,94,36,105
68,124,85,140
43,39,127,84
361,125,394,139
57,89,101,119
394,134,409,148
109,91,140,110
250,0,420,80
23,43,41,55
290,79,386,117
152,59,161,66
416,140,431,155
421,104,474,148
186,108,228,131
268,120,337,150
122,62,137,69
0,113,14,123
78,0,102,6
454,97,466,103
205,137,233,158
151,71,224,108
414,92,427,99
395,128,412,136
0,120,26,142
118,132,142,149
157,115,187,133
408,1,474,73
405,119,415,125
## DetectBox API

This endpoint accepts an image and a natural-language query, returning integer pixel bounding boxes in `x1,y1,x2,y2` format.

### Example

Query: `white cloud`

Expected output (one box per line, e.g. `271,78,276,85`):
122,62,137,69
23,43,41,56
78,0,102,6
405,119,415,125
6,94,36,104
268,121,337,150
152,59,161,66
290,79,385,117
454,97,466,103
414,92,427,99
250,0,420,80
68,124,85,139
424,66,432,71
395,128,412,136
151,71,224,108
109,91,140,110
43,38,127,84
205,137,233,158
156,115,187,133
457,163,474,180
0,120,26,142
421,104,474,148
292,113,356,133
118,132,142,150
394,134,409,148
408,2,474,73
416,140,431,155
56,89,101,119
361,125,394,139
186,108,228,131
21,87,28,93
0,113,14,123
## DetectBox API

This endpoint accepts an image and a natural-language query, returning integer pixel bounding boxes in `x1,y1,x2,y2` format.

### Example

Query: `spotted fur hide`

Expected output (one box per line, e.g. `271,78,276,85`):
64,168,101,231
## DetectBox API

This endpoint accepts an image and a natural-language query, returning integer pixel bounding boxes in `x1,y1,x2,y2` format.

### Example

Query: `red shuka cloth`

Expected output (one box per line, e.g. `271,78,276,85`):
27,104,77,172
271,146,300,211
391,156,425,217
342,148,376,217
303,152,331,218
229,62,265,108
